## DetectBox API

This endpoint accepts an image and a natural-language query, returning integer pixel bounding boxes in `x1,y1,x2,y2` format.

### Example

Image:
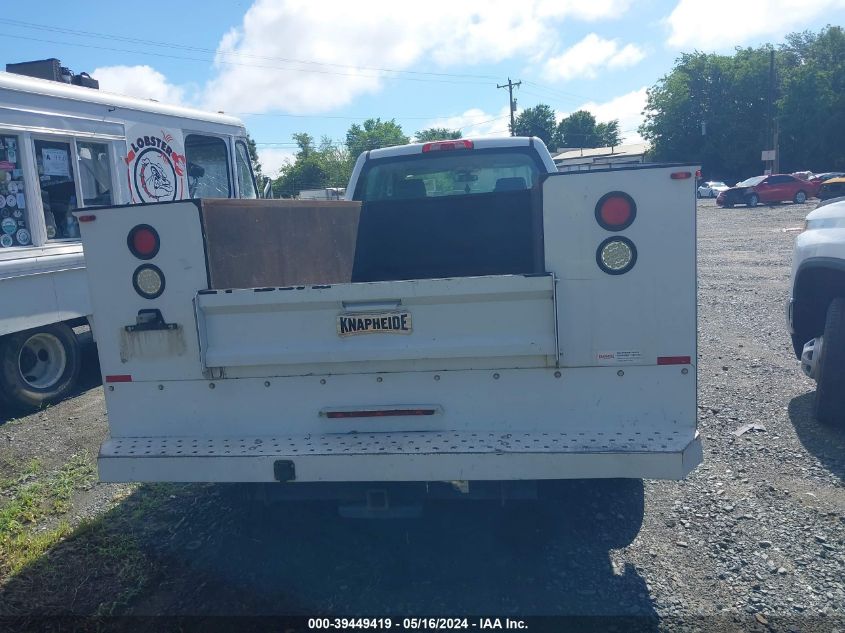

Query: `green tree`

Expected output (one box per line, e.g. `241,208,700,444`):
777,27,845,172
270,133,354,198
317,136,352,188
555,110,615,148
245,133,263,178
639,48,773,182
272,133,327,198
510,104,556,147
346,118,409,161
414,127,462,142
595,120,622,147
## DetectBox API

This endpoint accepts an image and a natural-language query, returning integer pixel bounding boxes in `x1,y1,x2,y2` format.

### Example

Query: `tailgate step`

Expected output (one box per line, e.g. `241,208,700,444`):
101,429,688,458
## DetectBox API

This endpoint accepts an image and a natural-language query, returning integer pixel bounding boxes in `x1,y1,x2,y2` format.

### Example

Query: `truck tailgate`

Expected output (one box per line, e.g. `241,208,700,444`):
197,274,556,373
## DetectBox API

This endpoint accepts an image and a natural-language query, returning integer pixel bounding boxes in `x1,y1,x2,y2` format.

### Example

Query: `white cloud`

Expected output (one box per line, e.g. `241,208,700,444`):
544,34,646,81
200,0,632,114
91,65,191,106
257,148,297,178
555,88,648,144
665,0,845,50
418,106,514,139
537,0,632,21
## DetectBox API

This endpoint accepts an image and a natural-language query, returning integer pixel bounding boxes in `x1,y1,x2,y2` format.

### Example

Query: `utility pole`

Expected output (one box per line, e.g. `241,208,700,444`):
497,78,521,136
766,48,775,174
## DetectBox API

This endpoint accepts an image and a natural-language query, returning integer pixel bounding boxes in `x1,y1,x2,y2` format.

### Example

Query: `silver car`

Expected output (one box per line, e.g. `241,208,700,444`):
697,180,729,198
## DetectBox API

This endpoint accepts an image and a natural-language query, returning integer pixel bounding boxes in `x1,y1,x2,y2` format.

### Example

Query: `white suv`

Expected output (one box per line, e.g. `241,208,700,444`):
788,197,845,425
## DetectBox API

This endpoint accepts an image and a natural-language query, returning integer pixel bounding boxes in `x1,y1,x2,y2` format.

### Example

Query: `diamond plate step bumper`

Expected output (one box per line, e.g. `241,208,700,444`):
99,430,702,483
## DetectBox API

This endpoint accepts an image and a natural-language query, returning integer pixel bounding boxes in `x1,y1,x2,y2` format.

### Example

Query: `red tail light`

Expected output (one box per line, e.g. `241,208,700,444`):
127,224,160,260
422,139,473,152
671,171,692,179
595,192,636,231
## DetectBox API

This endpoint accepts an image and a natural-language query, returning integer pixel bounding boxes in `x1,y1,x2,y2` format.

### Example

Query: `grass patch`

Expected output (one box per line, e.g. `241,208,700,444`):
0,453,95,576
0,483,189,616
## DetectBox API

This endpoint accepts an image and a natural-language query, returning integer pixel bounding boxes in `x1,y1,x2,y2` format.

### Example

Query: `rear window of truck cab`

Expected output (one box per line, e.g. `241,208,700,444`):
353,149,543,202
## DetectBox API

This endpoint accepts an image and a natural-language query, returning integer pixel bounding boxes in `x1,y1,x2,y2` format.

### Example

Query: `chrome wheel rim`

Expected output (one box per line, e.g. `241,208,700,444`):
18,333,67,390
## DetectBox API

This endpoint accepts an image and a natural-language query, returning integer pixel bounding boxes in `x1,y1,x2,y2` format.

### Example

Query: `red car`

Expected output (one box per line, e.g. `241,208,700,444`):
716,174,813,208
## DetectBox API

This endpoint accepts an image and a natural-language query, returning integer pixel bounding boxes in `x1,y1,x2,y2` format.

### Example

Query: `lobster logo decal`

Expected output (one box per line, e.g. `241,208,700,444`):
125,130,186,203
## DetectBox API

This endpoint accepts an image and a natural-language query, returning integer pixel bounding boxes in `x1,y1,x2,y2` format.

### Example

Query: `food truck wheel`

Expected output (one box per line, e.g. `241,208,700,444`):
0,324,81,411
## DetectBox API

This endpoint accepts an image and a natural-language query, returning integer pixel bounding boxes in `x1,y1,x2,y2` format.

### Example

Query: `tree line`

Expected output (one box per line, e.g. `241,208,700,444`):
640,26,845,183
249,123,462,198
254,109,621,197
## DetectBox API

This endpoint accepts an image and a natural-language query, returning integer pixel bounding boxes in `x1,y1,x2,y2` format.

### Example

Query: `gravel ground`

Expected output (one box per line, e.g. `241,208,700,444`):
0,197,843,631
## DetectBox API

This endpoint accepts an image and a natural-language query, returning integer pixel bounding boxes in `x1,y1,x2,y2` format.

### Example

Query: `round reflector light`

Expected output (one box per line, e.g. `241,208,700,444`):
596,237,637,275
132,264,165,299
127,224,160,260
595,192,636,231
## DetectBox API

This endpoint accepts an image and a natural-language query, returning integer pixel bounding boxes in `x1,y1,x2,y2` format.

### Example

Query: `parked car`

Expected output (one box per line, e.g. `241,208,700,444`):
787,197,845,426
818,177,845,201
697,180,729,198
717,174,812,208
811,171,845,186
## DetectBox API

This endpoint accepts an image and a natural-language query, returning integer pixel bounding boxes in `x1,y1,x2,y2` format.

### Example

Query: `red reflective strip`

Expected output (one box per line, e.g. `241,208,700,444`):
105,374,133,383
326,409,437,419
671,171,692,179
78,215,97,222
421,139,473,152
657,356,691,365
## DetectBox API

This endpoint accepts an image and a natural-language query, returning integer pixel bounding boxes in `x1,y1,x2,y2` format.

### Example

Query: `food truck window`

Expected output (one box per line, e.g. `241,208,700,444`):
34,139,80,240
235,140,257,199
185,134,231,198
0,134,32,248
76,141,113,207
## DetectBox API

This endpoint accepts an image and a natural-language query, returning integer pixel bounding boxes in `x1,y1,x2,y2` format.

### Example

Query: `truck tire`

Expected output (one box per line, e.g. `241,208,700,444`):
813,297,845,426
0,324,81,411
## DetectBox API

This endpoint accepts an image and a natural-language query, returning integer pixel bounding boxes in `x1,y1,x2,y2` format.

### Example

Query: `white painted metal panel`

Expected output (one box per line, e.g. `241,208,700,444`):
542,167,697,368
79,200,209,381
196,275,556,370
102,365,694,439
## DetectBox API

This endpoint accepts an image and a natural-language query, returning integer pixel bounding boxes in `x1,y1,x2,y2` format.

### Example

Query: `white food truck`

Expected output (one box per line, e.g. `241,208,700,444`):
0,68,257,410
79,136,701,511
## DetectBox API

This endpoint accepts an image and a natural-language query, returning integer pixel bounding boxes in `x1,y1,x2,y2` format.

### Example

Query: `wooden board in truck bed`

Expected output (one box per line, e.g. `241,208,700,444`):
199,198,362,289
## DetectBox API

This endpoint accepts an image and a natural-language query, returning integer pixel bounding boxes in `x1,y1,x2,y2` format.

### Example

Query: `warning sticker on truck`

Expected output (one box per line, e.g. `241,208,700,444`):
595,350,642,365
337,312,412,336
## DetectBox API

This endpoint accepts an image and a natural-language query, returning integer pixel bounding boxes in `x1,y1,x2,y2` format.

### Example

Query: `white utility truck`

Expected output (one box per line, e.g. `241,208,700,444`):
79,136,701,507
0,67,257,410
788,196,845,426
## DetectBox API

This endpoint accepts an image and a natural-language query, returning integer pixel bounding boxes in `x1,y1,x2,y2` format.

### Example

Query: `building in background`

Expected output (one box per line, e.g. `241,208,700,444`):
552,143,649,172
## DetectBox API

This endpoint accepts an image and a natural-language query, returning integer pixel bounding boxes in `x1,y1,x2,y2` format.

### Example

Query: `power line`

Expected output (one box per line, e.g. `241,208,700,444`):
0,19,500,82
521,81,592,103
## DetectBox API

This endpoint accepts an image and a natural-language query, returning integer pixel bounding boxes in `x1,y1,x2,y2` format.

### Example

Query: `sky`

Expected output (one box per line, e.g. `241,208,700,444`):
2,0,844,177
